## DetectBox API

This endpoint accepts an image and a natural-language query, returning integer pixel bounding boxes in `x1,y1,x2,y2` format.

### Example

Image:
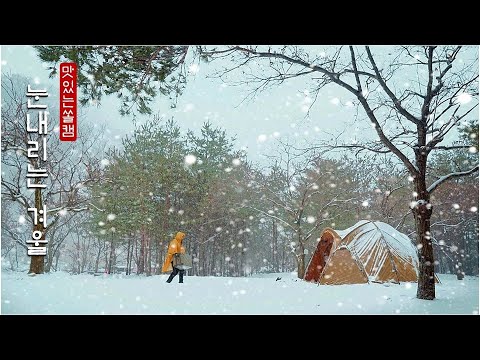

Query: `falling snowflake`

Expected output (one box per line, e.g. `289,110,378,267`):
408,176,414,182
107,213,116,221
307,216,316,224
303,96,312,104
452,203,460,210
289,185,296,192
362,201,369,207
455,92,472,105
101,159,110,166
183,103,195,112
273,131,280,138
34,77,41,85
100,229,106,235
224,167,232,173
301,105,310,113
330,97,340,105
405,283,412,289
59,209,68,216
1,60,7,66
470,207,478,212
184,154,197,165
216,227,222,232
257,134,267,142
18,215,26,224
232,158,241,166
468,146,477,153
188,63,200,74
98,221,105,226
178,210,184,215
345,101,354,107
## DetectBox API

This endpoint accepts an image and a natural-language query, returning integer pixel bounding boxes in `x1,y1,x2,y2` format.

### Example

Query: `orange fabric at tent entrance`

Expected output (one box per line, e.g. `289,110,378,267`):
305,220,438,285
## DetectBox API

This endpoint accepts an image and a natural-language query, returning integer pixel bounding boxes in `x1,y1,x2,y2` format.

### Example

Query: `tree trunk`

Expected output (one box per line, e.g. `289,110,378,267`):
414,174,435,300
126,236,131,275
108,239,115,274
54,249,61,271
272,219,278,272
45,237,54,273
297,237,306,279
138,229,145,274
28,187,45,274
146,234,152,276
155,238,161,275
95,241,102,273
104,243,109,273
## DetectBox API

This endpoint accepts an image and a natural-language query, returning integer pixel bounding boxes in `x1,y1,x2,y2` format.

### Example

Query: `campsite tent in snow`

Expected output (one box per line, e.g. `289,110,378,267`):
304,220,421,285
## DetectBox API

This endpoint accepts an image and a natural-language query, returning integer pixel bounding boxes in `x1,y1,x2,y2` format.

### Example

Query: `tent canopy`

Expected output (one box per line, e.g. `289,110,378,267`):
305,220,421,285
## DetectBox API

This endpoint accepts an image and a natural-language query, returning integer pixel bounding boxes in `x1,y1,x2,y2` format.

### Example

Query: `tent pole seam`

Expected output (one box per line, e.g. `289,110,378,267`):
371,221,401,284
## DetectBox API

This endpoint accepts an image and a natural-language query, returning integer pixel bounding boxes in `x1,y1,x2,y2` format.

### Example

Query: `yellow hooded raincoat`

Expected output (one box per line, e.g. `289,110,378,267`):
161,232,186,273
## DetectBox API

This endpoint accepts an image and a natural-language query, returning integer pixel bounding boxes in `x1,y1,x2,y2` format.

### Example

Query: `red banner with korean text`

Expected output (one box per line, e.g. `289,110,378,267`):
59,63,77,141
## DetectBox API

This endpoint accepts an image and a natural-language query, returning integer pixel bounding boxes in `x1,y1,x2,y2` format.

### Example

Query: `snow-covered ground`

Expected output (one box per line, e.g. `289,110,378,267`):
1,271,478,314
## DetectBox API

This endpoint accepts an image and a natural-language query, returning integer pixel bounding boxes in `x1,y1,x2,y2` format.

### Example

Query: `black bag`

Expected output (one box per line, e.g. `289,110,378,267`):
172,253,192,270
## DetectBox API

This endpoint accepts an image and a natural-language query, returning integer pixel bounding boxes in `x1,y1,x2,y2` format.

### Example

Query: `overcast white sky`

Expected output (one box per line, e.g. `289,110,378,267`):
1,45,478,167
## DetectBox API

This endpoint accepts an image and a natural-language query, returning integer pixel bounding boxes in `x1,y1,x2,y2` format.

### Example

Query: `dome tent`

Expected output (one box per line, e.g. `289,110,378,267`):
304,220,425,285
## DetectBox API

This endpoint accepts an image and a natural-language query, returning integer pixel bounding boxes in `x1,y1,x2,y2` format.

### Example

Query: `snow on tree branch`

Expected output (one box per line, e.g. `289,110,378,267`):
427,165,479,194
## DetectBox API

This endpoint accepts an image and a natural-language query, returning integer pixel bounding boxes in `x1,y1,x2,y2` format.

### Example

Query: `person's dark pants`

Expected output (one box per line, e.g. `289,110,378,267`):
166,264,185,283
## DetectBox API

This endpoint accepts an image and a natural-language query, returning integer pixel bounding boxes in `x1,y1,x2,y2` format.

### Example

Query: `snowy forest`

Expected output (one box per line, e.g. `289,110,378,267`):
1,45,478,312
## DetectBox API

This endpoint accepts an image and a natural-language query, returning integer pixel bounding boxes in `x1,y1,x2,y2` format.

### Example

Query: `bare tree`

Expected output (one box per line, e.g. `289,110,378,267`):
248,142,357,278
201,45,478,300
1,73,106,274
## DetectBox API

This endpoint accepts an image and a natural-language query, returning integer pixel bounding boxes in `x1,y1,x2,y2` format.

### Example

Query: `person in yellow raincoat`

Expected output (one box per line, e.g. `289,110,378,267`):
162,231,187,283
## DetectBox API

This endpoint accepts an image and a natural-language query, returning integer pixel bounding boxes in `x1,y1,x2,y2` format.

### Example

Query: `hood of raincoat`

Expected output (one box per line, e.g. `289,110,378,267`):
175,231,186,243
161,231,187,273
